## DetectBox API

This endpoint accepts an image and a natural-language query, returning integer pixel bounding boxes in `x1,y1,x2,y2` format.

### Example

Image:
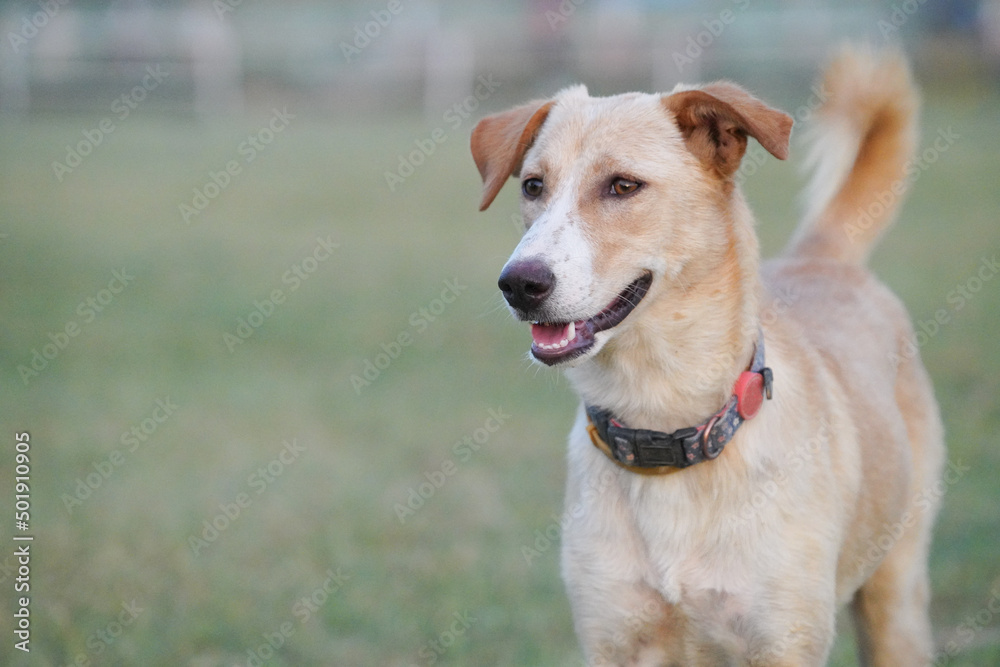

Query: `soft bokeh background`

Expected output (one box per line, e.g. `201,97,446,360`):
1,0,998,665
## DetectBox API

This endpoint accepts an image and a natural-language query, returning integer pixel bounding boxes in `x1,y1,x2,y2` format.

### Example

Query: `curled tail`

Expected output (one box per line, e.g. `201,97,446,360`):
787,46,920,265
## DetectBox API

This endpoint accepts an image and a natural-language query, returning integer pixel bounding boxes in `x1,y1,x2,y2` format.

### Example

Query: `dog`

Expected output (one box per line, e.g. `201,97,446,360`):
471,47,944,666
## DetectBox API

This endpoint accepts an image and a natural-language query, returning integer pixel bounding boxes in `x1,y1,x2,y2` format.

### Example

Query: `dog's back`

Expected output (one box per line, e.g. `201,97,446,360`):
768,47,945,664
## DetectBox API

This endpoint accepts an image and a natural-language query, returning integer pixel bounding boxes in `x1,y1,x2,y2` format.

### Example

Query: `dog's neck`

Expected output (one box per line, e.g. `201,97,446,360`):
566,196,761,434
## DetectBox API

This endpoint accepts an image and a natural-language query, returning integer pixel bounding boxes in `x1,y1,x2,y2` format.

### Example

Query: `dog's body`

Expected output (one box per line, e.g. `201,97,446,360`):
472,49,944,666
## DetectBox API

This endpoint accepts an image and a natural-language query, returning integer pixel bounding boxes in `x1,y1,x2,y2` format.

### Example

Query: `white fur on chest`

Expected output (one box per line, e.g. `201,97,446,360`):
561,401,834,633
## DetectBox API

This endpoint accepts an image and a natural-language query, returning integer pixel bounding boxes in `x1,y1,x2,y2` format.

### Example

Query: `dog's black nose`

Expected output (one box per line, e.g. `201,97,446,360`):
498,259,555,312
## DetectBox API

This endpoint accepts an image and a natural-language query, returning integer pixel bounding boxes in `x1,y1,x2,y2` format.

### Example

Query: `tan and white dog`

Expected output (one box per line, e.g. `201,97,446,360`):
471,48,944,666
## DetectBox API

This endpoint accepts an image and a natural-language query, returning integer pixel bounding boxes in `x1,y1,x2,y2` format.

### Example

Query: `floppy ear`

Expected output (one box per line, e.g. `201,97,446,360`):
470,99,554,211
663,82,792,177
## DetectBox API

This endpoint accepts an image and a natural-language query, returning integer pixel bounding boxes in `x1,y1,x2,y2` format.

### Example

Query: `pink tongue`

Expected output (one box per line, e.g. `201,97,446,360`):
531,322,572,346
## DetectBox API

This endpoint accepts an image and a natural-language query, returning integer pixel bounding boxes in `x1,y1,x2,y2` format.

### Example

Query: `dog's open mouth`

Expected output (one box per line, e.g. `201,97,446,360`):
529,272,653,365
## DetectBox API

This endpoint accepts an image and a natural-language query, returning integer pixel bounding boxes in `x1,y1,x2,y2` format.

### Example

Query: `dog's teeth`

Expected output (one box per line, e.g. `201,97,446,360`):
532,321,577,352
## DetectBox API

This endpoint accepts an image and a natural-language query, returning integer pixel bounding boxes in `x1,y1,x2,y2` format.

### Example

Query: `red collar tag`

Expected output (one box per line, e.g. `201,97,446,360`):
734,370,765,420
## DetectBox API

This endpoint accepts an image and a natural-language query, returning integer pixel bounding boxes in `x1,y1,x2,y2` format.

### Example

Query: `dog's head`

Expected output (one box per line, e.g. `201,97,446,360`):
472,83,791,367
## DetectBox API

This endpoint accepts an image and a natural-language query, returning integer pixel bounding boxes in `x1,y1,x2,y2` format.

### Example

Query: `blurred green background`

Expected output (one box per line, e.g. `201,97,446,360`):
1,1,998,665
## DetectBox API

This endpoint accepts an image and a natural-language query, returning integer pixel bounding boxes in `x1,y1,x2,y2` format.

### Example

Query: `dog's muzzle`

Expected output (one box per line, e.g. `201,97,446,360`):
498,261,653,365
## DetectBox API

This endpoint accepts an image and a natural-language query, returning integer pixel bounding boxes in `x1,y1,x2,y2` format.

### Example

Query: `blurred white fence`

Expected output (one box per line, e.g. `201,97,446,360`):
0,1,977,117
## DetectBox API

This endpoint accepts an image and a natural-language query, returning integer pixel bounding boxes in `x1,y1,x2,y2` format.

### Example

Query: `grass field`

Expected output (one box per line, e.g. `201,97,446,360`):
1,81,999,666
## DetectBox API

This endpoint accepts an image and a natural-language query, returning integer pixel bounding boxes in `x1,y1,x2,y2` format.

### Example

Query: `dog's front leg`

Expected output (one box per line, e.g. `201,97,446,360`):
561,558,681,666
560,428,684,665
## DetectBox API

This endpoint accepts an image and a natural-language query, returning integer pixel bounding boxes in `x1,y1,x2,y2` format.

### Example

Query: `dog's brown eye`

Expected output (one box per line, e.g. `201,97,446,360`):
611,178,641,196
522,178,544,198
